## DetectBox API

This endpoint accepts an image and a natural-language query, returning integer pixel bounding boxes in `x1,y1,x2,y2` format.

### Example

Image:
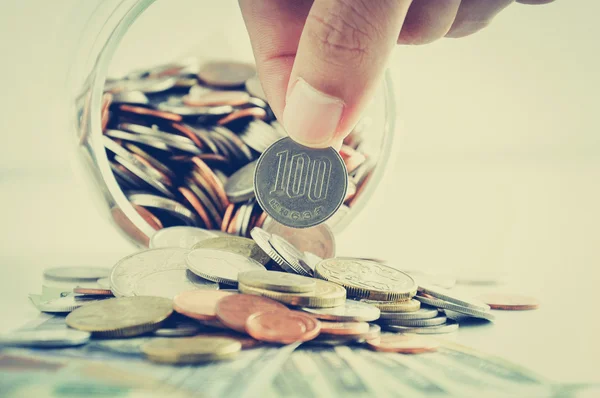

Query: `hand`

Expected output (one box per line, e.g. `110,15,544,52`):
239,0,554,148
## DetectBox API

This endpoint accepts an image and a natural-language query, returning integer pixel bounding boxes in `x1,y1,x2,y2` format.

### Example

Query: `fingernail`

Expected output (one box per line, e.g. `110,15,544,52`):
282,78,344,147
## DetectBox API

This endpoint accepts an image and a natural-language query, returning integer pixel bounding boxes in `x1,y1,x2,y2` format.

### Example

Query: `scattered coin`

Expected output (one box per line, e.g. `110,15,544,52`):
43,266,110,282
29,294,96,313
173,290,236,321
415,295,495,321
476,293,540,311
300,300,380,322
245,310,321,344
192,236,271,265
315,258,417,301
149,226,217,249
378,306,439,321
153,321,201,337
186,248,265,285
215,294,288,333
269,234,312,276
238,270,316,293
238,278,346,308
254,137,348,228
110,248,190,297
73,287,113,296
142,336,241,364
66,296,173,338
383,319,459,335
319,321,371,336
381,314,448,327
417,284,490,311
133,269,218,299
198,61,256,87
0,330,91,348
360,299,421,313
263,220,336,258
367,334,440,354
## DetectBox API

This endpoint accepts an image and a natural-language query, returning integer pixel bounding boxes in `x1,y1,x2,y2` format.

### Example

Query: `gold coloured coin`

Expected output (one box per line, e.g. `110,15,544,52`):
192,236,271,266
66,296,173,338
238,270,316,293
238,279,346,308
361,299,421,313
315,258,417,301
141,336,241,364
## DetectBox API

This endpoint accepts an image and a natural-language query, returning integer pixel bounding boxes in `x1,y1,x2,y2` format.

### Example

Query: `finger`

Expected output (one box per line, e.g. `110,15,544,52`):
283,0,413,148
398,0,462,45
238,0,313,121
445,0,514,38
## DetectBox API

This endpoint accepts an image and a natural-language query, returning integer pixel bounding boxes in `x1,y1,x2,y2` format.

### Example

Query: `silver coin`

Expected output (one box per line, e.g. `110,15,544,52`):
415,295,495,321
186,248,266,286
30,294,99,313
133,269,218,299
43,266,110,282
380,314,447,327
300,300,380,322
150,226,217,249
153,322,201,337
418,284,490,311
225,160,257,203
382,319,459,335
109,248,190,297
254,137,348,228
238,270,316,293
212,126,254,163
240,200,256,238
115,155,174,198
119,123,200,154
300,252,323,274
125,143,174,179
128,193,198,226
105,129,170,151
111,90,149,105
269,234,312,276
158,99,233,116
240,120,280,153
379,306,439,321
0,329,91,348
123,76,177,93
249,227,288,268
263,220,336,259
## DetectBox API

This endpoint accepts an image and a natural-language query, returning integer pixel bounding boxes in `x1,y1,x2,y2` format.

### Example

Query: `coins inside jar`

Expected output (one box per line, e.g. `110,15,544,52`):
100,59,377,244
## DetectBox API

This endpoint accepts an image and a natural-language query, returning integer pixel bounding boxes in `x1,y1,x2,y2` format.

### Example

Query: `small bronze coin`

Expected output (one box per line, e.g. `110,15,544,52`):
245,310,321,344
367,334,440,354
215,294,289,333
476,293,540,310
173,290,236,321
254,137,348,228
73,287,113,296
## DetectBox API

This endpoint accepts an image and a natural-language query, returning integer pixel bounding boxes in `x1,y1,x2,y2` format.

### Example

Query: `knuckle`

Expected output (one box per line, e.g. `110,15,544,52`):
306,1,380,66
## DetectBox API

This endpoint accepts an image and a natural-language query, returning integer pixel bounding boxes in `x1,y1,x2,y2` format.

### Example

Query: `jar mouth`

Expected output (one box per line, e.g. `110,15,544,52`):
74,0,396,245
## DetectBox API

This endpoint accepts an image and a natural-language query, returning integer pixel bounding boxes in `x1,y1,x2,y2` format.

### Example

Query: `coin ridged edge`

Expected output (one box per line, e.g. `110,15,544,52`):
238,282,345,308
314,269,417,301
415,295,495,321
379,315,447,327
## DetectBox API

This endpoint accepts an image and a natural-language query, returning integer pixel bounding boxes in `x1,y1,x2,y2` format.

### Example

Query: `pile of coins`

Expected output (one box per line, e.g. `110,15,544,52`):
8,223,543,365
101,59,375,244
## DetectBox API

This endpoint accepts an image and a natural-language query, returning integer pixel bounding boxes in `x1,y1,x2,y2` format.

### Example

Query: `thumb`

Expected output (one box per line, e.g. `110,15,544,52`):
283,0,412,148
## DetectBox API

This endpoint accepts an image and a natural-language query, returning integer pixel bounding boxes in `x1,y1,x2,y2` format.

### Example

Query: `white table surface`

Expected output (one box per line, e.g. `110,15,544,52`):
1,0,599,387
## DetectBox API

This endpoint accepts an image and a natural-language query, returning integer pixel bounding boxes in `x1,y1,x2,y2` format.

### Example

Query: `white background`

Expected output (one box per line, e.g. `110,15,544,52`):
0,0,599,385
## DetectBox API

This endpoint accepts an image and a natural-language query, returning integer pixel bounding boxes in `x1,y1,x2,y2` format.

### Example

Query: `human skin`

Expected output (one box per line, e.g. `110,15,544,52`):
238,0,555,149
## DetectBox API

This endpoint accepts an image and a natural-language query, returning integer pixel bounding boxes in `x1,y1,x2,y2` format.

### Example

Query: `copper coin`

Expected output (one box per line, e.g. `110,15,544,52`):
73,287,113,296
178,187,214,230
255,212,268,228
191,157,230,209
215,294,288,333
367,334,439,354
477,293,540,311
221,204,236,232
173,290,236,321
118,105,182,122
227,206,243,235
183,90,250,107
110,206,151,246
245,310,321,344
198,61,256,88
129,205,162,231
217,107,267,126
319,321,370,336
171,123,204,149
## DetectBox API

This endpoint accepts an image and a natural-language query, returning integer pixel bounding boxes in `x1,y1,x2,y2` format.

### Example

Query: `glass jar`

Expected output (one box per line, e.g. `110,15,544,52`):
64,0,396,247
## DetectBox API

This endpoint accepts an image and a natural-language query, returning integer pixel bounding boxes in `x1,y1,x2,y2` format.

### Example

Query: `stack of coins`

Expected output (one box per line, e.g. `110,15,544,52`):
101,59,375,244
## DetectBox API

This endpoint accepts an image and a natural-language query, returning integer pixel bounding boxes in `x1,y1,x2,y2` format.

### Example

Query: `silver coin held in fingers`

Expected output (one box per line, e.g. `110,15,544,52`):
254,137,347,228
